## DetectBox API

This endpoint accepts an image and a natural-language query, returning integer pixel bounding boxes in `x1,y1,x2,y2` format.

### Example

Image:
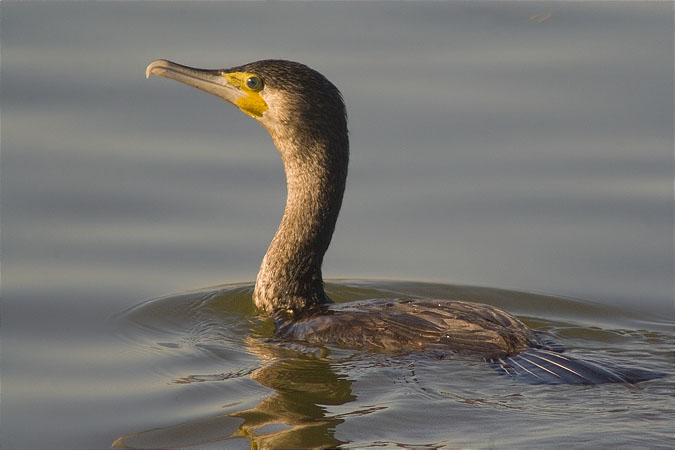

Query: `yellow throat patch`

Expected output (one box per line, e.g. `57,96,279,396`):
225,72,268,118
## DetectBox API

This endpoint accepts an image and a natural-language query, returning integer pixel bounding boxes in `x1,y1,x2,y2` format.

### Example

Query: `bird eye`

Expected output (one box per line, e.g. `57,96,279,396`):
246,76,262,91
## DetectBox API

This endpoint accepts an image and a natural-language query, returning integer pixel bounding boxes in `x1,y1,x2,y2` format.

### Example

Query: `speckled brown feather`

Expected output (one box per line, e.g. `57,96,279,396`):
276,298,539,358
239,61,348,314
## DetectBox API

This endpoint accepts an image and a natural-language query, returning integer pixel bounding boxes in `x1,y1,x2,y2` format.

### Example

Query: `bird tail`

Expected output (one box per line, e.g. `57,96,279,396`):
487,349,665,385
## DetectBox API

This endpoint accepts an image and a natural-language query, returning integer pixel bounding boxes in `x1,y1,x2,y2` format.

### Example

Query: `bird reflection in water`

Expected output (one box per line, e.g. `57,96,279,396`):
113,335,351,448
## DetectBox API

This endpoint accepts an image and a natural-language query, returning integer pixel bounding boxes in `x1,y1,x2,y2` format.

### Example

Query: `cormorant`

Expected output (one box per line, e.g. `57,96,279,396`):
146,59,661,384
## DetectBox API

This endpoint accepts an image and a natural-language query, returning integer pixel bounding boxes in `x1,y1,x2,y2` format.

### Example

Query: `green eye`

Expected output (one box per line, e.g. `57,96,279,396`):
246,76,262,91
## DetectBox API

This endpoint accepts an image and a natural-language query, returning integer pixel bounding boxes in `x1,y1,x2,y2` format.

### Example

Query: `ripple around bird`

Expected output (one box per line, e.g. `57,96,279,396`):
112,280,674,448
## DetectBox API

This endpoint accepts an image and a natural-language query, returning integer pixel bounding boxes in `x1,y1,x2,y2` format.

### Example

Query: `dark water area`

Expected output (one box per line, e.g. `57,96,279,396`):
2,2,673,448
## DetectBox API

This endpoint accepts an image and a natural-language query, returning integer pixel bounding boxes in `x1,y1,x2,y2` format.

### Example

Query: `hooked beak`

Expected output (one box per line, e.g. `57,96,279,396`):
145,59,244,104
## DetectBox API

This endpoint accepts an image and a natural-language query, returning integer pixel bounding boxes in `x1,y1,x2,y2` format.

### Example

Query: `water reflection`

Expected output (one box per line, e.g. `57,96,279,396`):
113,284,360,448
229,337,352,448
115,338,353,448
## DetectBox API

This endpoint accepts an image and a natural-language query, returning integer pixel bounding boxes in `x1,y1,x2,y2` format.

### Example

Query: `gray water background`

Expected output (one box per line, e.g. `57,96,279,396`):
1,2,673,448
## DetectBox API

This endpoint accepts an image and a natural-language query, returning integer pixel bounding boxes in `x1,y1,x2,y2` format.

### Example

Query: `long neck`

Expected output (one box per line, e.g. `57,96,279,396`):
254,128,348,315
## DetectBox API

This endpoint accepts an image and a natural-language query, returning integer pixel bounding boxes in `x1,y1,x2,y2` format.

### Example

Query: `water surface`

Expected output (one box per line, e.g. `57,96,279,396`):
112,282,673,448
2,2,673,448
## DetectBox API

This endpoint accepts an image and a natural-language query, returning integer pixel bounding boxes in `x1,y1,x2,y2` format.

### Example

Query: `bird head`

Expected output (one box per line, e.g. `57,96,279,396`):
145,59,347,144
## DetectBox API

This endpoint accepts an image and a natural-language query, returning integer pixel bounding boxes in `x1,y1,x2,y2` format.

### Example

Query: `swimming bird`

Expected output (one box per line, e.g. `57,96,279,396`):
146,59,661,384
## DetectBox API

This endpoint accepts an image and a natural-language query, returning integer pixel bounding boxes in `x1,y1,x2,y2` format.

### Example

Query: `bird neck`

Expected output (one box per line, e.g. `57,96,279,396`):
254,129,348,315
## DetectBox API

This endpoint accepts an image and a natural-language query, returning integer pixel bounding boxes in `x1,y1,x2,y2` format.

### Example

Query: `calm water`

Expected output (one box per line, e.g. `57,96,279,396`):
2,2,673,448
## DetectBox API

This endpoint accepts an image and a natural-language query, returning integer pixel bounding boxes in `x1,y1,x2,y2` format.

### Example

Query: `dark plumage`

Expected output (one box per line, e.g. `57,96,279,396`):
276,298,538,357
146,59,663,383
